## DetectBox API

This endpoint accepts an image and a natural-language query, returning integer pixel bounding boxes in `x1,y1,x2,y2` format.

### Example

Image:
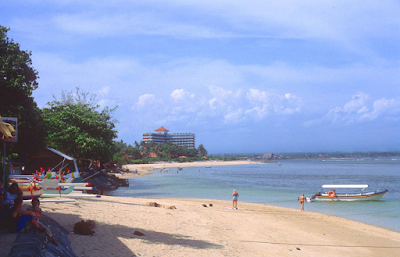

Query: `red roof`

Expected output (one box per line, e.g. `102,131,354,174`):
155,127,169,132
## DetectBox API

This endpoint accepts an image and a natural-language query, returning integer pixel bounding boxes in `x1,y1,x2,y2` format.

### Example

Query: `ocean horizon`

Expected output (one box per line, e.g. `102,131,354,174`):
109,158,400,233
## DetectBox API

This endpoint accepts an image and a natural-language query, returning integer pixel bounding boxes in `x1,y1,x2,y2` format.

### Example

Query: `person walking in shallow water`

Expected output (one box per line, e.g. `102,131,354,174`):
298,194,306,211
232,189,239,209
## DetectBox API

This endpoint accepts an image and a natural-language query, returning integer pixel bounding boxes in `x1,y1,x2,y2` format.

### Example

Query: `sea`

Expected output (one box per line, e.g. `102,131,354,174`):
108,158,400,233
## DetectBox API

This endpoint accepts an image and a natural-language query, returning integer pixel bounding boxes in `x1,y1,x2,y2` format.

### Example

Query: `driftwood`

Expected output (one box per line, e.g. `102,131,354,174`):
146,202,177,209
133,231,145,236
146,202,160,207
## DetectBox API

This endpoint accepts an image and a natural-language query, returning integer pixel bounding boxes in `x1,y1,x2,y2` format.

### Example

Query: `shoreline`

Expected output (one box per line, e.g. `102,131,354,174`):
37,196,400,256
2,160,399,256
120,160,398,233
120,160,260,178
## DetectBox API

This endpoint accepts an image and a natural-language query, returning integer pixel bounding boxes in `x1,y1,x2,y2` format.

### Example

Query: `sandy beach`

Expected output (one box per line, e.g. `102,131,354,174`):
1,161,400,256
34,197,400,256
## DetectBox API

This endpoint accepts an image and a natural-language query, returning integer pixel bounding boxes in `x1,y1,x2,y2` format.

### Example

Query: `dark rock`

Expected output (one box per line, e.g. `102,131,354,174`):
82,172,129,195
9,214,77,257
73,220,95,235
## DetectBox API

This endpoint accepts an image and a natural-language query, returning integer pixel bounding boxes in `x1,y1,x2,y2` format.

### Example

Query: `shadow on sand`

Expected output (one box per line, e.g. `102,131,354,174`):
46,211,222,256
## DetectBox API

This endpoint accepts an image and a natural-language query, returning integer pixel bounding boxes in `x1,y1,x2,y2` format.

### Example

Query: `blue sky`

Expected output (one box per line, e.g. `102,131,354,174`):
1,1,399,154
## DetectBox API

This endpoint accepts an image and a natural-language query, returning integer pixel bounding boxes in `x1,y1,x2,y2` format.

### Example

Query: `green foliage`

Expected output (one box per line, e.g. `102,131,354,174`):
0,26,46,161
197,144,207,157
42,88,118,162
113,139,209,166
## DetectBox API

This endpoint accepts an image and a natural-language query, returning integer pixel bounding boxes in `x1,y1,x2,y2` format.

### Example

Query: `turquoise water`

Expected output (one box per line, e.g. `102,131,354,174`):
109,159,400,232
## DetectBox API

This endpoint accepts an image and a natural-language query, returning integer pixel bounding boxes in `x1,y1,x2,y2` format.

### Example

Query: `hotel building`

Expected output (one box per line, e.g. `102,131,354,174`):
143,127,195,149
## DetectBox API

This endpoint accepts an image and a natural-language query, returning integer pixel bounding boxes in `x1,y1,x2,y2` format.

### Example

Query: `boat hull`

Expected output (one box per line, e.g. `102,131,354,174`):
315,190,388,201
21,188,45,200
43,186,75,195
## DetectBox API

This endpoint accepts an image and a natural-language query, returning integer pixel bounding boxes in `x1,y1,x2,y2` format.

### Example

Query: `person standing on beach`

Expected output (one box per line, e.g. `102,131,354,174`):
298,194,306,211
232,189,239,209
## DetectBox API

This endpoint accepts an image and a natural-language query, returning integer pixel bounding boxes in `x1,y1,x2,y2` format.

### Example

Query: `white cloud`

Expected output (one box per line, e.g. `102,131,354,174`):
224,109,244,123
306,92,400,126
98,86,110,96
208,85,242,110
134,94,161,109
326,92,370,123
171,89,194,101
342,92,369,113
360,97,400,121
245,89,302,118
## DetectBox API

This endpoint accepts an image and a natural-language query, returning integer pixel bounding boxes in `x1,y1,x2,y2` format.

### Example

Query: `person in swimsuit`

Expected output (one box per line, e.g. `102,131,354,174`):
27,198,58,245
298,194,306,211
6,197,39,233
232,189,239,209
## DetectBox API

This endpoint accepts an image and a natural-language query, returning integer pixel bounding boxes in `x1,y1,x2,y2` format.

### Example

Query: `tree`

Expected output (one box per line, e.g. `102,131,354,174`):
0,26,46,162
42,88,118,162
197,144,207,157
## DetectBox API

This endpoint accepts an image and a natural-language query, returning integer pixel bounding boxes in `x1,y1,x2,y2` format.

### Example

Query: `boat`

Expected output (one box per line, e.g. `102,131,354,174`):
311,184,388,201
9,147,82,195
21,187,45,200
205,166,211,168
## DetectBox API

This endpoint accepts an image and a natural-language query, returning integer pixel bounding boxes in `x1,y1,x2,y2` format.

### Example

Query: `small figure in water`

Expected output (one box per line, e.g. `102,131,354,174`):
298,194,306,211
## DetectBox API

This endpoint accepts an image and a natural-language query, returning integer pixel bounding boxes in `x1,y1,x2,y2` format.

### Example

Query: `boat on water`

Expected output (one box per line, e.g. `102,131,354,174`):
311,184,388,201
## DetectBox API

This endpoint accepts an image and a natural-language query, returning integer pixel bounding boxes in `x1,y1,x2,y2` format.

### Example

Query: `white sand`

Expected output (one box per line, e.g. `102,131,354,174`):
39,197,400,257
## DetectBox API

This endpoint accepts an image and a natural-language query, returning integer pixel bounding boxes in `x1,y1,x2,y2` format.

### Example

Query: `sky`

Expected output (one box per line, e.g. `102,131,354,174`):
1,0,399,154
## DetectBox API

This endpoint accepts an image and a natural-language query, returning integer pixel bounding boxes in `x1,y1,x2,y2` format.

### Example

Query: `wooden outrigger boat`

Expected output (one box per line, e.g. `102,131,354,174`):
21,187,45,201
9,147,83,196
6,148,100,201
311,184,388,201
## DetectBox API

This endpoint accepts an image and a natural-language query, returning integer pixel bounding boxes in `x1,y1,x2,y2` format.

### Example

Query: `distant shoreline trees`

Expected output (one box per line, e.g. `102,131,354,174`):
113,140,208,165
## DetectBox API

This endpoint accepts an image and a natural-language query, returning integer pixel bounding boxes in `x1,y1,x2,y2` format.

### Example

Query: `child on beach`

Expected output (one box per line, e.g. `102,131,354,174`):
232,189,239,209
6,197,39,233
27,198,58,245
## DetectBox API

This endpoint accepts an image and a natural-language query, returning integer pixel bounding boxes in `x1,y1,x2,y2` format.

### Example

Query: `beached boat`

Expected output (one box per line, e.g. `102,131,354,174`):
311,184,388,201
20,186,45,200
